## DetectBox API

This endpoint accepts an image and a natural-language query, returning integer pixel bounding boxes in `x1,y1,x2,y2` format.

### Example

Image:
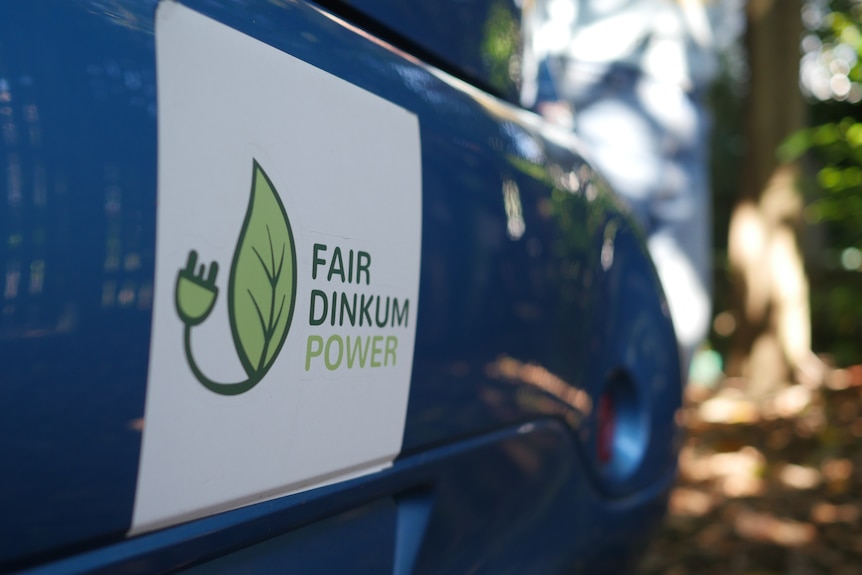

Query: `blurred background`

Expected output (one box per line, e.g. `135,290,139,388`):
635,0,862,573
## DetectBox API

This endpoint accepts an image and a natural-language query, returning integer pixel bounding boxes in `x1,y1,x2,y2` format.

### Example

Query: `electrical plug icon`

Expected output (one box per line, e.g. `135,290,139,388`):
175,250,219,327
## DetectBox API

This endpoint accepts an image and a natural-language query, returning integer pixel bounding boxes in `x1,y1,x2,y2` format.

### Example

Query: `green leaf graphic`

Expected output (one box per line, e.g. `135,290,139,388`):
229,160,297,380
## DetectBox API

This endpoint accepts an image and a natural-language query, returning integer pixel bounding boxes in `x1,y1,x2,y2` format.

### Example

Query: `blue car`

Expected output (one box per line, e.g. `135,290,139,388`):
0,1,681,573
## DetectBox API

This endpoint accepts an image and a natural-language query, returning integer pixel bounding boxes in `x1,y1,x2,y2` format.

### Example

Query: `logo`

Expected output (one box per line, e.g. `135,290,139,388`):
174,160,297,395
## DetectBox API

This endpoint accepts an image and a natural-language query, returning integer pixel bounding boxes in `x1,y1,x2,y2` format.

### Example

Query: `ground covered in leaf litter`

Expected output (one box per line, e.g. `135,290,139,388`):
637,366,862,575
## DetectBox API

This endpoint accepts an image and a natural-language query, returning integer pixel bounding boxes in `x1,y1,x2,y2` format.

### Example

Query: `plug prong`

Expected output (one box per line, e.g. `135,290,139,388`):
186,250,198,272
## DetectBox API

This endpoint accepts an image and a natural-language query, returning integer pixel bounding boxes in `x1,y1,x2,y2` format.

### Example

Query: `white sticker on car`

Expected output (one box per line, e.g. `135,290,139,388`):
131,0,422,534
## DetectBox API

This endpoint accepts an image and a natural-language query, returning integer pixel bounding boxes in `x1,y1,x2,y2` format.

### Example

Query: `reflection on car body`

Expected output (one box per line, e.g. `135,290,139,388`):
0,0,681,573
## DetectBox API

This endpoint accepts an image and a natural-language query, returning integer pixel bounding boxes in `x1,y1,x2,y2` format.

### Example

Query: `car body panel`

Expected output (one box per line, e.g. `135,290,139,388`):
0,0,681,572
336,0,524,103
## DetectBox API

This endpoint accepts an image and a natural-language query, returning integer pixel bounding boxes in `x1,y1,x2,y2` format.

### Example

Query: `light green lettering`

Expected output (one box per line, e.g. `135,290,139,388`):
346,335,370,368
305,335,323,370
371,335,383,367
384,336,397,366
325,335,343,370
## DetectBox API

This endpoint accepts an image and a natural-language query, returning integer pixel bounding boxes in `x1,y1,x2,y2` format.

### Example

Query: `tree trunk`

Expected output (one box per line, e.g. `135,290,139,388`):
727,0,821,396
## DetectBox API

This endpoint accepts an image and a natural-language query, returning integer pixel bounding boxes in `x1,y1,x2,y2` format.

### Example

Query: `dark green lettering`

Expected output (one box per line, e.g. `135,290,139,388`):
309,289,327,326
312,244,327,280
375,296,390,328
357,251,371,285
392,298,409,327
328,246,345,282
340,292,357,326
359,293,373,326
330,291,337,326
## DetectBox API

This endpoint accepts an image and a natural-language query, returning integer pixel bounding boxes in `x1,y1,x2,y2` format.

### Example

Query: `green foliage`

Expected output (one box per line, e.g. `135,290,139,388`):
788,2,862,236
782,118,862,231
784,0,862,364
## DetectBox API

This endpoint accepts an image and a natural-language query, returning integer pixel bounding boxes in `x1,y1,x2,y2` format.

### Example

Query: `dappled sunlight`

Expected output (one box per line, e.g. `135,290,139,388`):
778,463,821,490
811,501,860,525
766,385,814,419
669,487,714,518
696,388,759,424
822,457,853,492
636,0,862,570
732,508,817,547
677,445,765,498
640,373,862,573
691,383,827,426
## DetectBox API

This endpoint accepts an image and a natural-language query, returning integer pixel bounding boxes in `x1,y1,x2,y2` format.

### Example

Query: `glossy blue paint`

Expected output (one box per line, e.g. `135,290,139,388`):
0,0,681,572
18,420,672,575
0,0,157,567
337,0,523,102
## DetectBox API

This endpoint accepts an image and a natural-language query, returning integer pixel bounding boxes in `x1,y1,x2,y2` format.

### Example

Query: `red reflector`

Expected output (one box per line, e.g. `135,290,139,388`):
597,393,615,464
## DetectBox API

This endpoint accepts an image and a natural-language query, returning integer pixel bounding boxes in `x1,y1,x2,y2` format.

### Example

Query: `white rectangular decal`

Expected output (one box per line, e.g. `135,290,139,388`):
132,1,422,533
